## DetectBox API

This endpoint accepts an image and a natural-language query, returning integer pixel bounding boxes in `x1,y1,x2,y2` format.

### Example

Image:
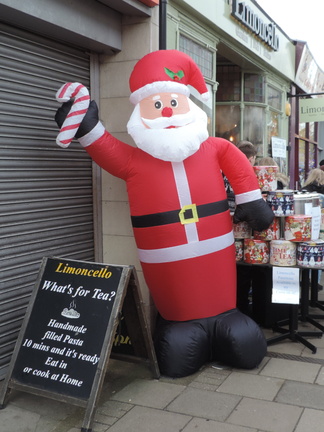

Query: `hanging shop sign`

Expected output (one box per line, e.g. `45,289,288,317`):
299,97,324,123
231,0,279,51
295,44,324,95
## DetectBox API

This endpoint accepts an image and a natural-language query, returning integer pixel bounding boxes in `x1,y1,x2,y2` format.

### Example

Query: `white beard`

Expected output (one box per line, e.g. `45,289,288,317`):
127,99,209,162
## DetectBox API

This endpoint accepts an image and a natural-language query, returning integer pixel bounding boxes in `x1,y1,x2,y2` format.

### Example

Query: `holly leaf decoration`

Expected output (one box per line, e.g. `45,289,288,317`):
164,67,185,81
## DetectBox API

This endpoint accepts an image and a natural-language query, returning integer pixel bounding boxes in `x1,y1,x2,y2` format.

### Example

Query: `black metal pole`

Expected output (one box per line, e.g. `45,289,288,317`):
159,0,168,50
287,91,324,98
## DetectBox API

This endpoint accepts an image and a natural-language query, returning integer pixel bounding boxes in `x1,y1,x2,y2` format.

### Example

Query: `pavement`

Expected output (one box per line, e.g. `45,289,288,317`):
2,289,324,432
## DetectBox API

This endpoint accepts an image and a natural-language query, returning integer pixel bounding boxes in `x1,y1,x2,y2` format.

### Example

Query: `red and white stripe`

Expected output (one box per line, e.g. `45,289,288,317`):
55,82,90,148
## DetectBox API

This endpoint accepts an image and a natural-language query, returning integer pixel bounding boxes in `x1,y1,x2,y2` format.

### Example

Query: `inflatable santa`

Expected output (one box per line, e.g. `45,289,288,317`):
55,50,274,377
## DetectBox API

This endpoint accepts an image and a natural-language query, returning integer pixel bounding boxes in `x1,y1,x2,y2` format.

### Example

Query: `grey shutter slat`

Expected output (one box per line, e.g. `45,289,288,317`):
0,22,94,379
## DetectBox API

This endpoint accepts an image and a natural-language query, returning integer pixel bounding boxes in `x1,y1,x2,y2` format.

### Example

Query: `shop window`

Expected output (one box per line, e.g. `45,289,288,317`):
299,122,306,138
179,34,215,134
297,120,318,188
268,85,281,110
243,106,264,148
244,74,264,103
215,62,284,155
309,143,316,169
190,83,214,136
216,65,241,101
309,122,315,141
299,139,306,186
215,105,240,143
179,35,213,79
298,138,316,187
267,111,280,144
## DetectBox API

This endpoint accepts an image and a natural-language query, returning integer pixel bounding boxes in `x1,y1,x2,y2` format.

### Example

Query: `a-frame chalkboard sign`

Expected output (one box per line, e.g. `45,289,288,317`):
0,257,160,432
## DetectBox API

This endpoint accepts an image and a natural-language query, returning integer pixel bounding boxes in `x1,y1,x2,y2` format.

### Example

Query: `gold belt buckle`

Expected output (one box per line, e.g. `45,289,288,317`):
179,204,199,225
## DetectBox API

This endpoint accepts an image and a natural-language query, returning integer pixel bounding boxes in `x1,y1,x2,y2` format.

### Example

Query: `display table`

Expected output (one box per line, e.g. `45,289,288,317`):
234,188,324,352
237,261,323,353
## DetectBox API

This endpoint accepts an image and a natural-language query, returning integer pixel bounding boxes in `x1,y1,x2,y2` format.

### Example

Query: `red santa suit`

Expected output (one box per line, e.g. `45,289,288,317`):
55,50,272,377
84,131,262,321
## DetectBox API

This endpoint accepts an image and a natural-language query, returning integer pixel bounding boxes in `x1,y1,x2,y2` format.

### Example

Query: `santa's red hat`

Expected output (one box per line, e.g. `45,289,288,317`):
129,49,209,105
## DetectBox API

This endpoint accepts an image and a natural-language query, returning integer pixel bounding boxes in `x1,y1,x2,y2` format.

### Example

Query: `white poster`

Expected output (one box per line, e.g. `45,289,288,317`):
271,137,287,158
304,202,321,240
272,267,300,304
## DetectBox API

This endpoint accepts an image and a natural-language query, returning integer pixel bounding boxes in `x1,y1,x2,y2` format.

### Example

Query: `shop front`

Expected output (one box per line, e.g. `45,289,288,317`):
0,0,159,379
167,0,295,176
290,42,324,189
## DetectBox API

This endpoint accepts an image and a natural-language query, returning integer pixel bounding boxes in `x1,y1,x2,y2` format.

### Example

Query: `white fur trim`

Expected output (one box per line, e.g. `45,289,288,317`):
172,162,199,244
78,122,105,148
127,100,208,162
138,231,234,263
201,91,209,101
235,189,262,205
130,81,190,105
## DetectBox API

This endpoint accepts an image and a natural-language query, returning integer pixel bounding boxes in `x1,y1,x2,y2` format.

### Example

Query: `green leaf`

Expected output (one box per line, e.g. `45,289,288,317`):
164,67,185,81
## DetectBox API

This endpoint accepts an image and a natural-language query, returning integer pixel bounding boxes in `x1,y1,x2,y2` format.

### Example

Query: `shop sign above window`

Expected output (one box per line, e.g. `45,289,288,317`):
231,0,279,51
179,35,214,80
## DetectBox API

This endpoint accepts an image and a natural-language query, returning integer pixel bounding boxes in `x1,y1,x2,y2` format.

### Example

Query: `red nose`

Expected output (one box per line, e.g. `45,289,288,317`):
162,107,173,117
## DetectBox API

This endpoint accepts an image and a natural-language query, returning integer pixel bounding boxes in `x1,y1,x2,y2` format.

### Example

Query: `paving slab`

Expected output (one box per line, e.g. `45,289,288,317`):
227,397,302,432
7,390,80,420
233,356,270,375
260,357,321,383
188,365,231,391
182,417,258,432
98,399,133,418
105,405,191,432
315,365,324,385
302,328,324,347
111,378,186,408
35,417,60,432
160,368,202,387
295,407,324,432
276,380,324,409
217,371,284,400
166,387,241,422
0,405,41,432
92,411,120,428
4,343,324,432
267,341,305,356
301,346,324,360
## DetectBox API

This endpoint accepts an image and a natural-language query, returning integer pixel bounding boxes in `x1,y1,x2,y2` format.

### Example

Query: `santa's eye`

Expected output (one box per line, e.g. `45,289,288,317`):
171,99,178,108
154,100,163,110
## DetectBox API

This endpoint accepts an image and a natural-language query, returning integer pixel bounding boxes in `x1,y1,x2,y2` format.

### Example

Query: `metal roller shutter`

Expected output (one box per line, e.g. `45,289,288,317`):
0,22,94,379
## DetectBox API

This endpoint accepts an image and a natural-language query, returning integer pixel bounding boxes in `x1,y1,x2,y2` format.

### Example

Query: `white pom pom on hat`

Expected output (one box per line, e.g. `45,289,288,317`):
129,49,209,105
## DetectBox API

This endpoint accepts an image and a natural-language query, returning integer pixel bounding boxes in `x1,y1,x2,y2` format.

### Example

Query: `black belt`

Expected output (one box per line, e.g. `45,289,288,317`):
131,199,229,228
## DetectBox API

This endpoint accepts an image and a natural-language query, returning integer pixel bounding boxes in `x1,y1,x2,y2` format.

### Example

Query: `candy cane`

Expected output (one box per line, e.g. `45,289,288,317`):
55,82,90,148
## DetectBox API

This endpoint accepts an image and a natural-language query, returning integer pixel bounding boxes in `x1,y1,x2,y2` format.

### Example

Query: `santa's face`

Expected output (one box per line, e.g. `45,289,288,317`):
127,92,209,162
139,93,191,128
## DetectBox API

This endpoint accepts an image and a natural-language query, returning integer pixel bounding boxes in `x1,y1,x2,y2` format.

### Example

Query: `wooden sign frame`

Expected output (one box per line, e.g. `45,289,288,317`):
0,257,160,432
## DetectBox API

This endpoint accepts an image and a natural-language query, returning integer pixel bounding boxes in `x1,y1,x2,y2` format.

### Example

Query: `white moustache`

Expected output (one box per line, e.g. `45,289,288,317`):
141,111,195,129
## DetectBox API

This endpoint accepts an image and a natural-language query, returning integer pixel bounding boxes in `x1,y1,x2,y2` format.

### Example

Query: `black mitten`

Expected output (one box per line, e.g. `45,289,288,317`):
54,100,99,138
233,199,274,232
